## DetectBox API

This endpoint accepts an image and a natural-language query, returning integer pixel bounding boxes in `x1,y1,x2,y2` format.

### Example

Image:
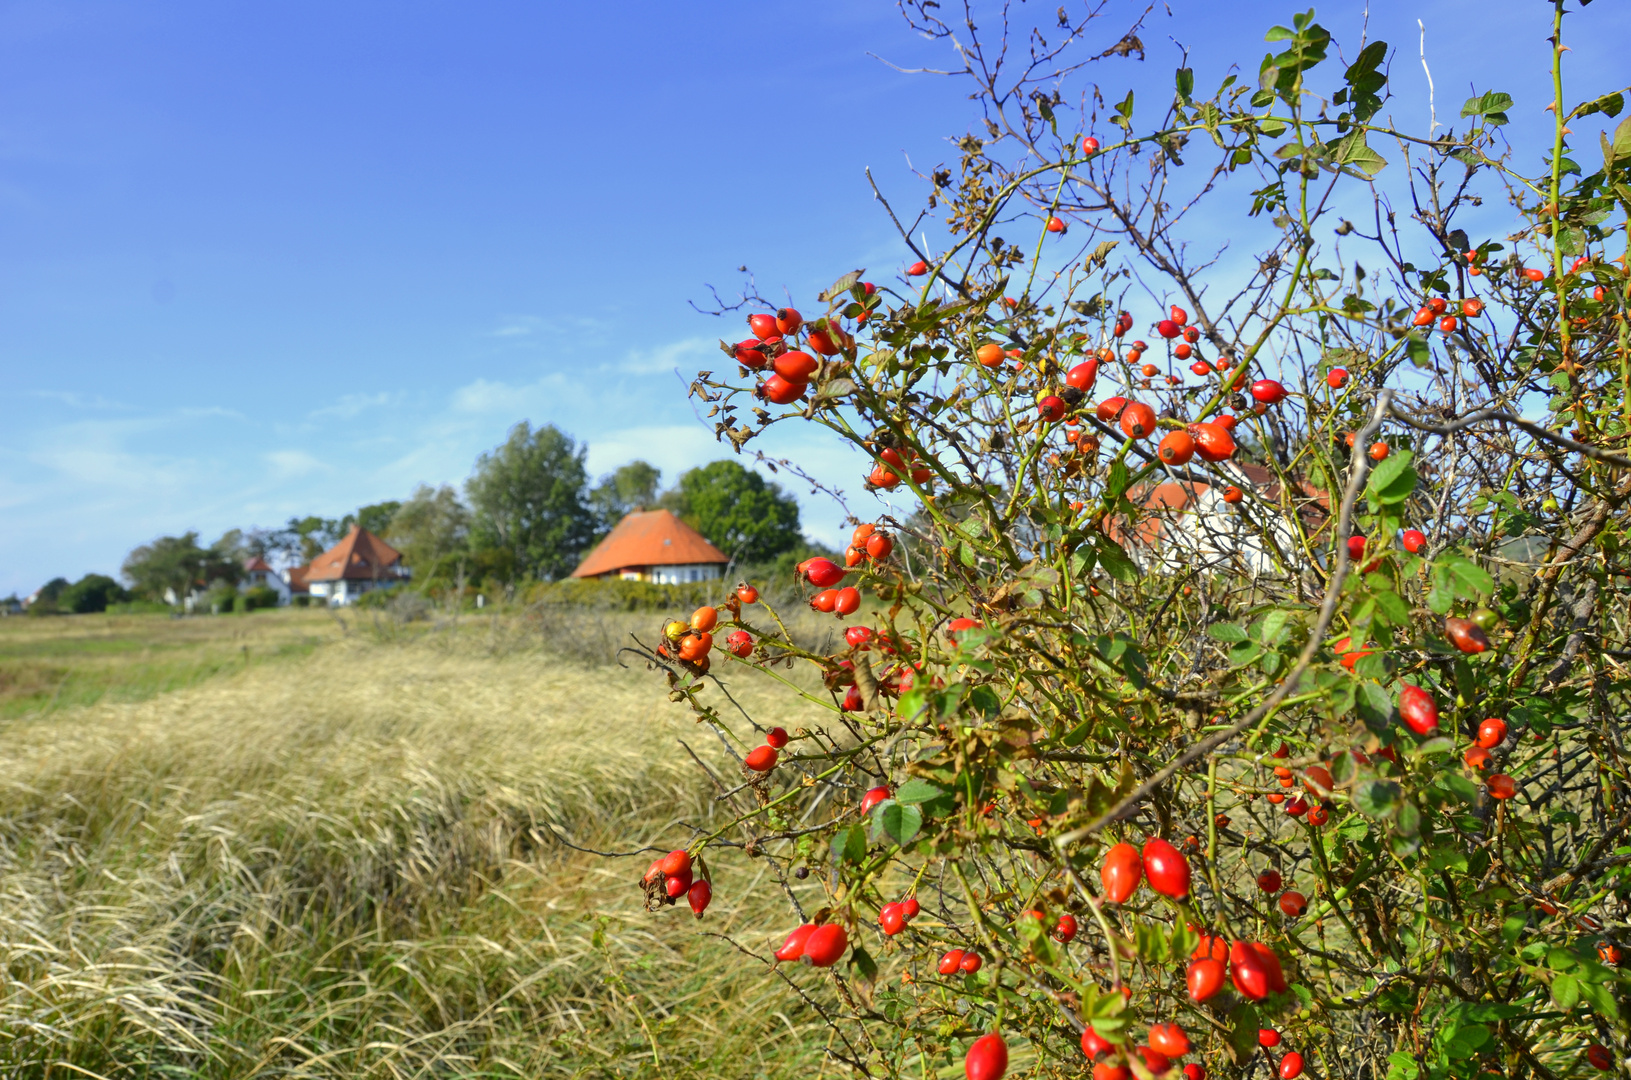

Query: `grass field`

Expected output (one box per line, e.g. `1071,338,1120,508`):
0,608,846,1079
0,609,334,720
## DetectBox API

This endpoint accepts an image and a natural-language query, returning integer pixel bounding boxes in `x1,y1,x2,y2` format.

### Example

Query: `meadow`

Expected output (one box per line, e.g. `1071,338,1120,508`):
0,605,849,1079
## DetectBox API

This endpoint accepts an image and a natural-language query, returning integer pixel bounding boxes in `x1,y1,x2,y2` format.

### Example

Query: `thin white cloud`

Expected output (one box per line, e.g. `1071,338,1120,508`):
488,315,542,338
264,449,328,478
307,391,398,420
31,389,133,410
619,336,720,375
451,377,523,414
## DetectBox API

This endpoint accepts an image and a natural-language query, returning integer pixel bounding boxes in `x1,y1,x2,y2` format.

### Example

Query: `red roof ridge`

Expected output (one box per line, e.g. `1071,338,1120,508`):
572,509,729,578
305,524,404,582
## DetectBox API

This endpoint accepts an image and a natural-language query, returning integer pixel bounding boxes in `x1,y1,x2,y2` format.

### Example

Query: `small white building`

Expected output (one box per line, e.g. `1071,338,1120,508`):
239,557,293,605
301,525,408,606
570,509,730,583
1117,463,1327,579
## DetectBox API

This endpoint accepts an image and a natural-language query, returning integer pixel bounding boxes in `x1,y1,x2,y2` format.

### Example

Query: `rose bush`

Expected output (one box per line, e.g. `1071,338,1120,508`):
630,4,1631,1078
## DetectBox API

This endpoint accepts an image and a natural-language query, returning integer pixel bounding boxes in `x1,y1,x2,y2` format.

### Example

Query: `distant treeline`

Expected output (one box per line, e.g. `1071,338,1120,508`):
13,422,826,613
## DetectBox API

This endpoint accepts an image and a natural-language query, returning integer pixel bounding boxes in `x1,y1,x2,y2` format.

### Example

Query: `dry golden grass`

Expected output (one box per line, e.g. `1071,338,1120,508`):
0,621,844,1079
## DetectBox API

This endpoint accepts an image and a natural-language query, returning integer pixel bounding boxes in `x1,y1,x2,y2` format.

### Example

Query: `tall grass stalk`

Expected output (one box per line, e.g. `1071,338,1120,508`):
0,633,838,1078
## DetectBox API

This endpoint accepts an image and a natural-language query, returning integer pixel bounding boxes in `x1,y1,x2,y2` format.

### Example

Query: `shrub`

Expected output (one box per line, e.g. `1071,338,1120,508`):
625,8,1631,1080
522,577,720,612
104,600,173,616
204,586,239,614
58,574,131,614
241,585,280,611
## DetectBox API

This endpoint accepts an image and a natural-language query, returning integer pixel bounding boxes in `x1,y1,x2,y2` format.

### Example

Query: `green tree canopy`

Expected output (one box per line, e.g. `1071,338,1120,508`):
121,532,241,602
465,422,595,582
58,574,131,614
283,516,344,561
29,577,71,612
387,485,471,570
588,461,661,534
672,460,801,564
348,501,403,538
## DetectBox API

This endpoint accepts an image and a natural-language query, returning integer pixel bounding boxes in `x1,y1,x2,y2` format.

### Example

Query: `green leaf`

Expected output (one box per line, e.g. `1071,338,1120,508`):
1095,535,1139,584
1411,736,1454,758
1176,67,1194,102
1367,450,1417,504
1070,547,1097,579
1105,458,1131,499
966,684,1002,718
1356,682,1393,733
1111,89,1135,132
1441,772,1480,803
1260,609,1293,645
1169,922,1198,960
838,823,867,863
897,689,931,723
1387,1052,1421,1080
1460,90,1513,125
877,802,923,847
1343,40,1389,121
894,779,956,817
1207,622,1249,642
1570,91,1624,122
1442,555,1494,600
819,270,863,302
1615,114,1631,159
1552,972,1580,1009
1134,921,1170,964
1580,978,1620,1021
1355,779,1402,819
849,945,879,982
1373,588,1411,626
895,779,947,805
1226,1002,1260,1066
1446,1023,1490,1059
1333,130,1388,176
1405,332,1431,368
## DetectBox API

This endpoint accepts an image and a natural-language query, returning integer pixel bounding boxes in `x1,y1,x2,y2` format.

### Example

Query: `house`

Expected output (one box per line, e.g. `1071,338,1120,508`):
300,525,408,605
239,556,292,605
286,564,312,600
1116,463,1331,578
571,509,729,584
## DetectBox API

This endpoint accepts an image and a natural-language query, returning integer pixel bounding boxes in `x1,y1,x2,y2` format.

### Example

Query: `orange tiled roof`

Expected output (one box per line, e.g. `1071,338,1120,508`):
1114,464,1327,549
287,565,312,593
572,510,729,578
243,556,274,573
304,525,404,582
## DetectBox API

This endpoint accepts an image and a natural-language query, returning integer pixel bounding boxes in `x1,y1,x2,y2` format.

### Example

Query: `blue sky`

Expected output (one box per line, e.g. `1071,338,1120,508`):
3,0,1625,595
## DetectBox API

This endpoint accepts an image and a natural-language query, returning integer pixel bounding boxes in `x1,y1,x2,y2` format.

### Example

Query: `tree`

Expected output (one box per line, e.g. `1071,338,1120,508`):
58,574,131,614
27,577,70,613
122,533,239,603
350,501,403,537
387,485,471,571
588,461,662,534
672,460,801,564
465,421,595,582
281,517,333,561
628,6,1631,1078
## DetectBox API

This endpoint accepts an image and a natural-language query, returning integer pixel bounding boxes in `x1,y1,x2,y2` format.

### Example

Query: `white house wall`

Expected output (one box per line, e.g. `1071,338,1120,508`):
1131,484,1303,580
